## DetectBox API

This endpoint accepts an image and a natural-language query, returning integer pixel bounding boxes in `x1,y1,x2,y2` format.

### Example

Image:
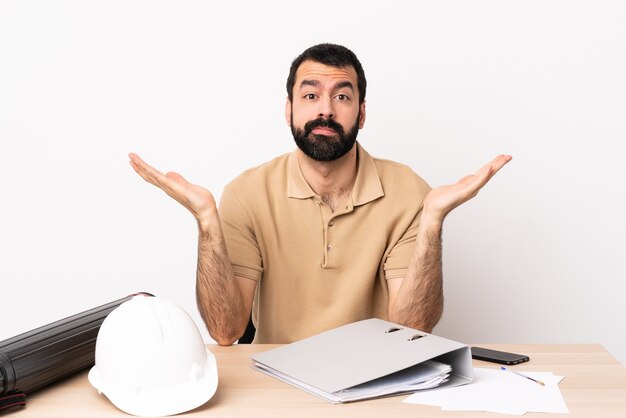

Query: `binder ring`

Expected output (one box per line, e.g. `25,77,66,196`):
385,327,403,334
407,334,425,342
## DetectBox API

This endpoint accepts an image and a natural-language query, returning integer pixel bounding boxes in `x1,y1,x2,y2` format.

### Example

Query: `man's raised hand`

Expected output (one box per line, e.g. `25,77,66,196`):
128,153,217,226
422,154,513,222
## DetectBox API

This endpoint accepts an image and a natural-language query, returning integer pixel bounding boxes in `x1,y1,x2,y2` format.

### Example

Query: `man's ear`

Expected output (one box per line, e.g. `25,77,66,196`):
358,100,366,129
285,97,292,127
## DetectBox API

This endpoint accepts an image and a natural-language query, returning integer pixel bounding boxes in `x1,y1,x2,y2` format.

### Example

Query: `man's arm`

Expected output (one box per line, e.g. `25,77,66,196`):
388,154,512,331
128,153,255,345
195,207,256,346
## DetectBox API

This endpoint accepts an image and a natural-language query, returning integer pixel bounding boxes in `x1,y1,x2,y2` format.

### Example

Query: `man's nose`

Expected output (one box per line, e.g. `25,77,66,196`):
317,96,335,119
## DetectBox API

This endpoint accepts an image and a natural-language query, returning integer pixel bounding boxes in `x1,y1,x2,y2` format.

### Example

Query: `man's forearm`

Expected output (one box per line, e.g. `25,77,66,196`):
195,214,248,346
388,154,512,331
389,213,444,332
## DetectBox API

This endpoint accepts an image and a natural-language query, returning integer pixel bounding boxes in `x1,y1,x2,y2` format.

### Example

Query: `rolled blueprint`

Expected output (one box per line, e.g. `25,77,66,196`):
0,292,153,408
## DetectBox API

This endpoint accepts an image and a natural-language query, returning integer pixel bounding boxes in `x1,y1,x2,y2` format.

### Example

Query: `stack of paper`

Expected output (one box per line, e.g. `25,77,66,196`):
335,360,451,402
256,360,451,403
404,367,568,415
251,319,473,404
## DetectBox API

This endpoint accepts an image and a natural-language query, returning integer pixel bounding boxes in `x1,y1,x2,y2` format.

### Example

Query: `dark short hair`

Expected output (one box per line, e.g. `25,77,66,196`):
286,43,367,104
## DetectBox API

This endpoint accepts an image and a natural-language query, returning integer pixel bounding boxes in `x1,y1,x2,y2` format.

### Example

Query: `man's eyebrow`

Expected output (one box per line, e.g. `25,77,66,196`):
334,81,354,92
298,80,355,91
299,79,321,88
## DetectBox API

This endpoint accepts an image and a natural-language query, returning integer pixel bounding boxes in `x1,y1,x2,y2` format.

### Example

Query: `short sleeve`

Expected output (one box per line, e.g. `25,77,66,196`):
382,171,430,280
218,185,263,281
382,209,421,280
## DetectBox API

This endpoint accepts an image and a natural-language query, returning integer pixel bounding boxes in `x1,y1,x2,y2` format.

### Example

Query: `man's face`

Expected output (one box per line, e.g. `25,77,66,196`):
286,60,366,162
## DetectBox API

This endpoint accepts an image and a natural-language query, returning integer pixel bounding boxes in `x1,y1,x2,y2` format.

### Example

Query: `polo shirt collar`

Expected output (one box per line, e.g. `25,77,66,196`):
352,143,384,206
287,149,316,199
287,142,384,206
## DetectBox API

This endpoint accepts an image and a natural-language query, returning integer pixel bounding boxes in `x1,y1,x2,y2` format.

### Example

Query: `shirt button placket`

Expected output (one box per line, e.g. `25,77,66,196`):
317,199,329,267
326,217,335,264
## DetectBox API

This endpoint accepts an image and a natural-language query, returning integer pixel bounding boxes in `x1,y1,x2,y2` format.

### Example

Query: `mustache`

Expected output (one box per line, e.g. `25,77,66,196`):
303,118,345,136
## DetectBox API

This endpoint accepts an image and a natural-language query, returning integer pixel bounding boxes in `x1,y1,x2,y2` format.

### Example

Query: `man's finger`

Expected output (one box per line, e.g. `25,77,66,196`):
129,160,164,190
128,153,155,177
128,153,185,198
128,159,152,183
460,155,510,194
484,155,512,182
128,153,166,180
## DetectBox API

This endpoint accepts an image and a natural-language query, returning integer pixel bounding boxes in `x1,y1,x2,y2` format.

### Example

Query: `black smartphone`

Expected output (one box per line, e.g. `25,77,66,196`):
471,347,530,365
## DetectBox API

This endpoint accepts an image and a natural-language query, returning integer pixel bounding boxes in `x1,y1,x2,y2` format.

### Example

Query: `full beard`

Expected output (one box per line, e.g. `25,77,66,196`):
291,113,360,162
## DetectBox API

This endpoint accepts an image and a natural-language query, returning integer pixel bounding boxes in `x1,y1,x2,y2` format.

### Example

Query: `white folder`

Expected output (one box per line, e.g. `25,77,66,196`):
251,318,473,403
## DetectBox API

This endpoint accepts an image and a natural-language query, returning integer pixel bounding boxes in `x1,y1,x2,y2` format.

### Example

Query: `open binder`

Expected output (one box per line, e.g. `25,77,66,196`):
251,318,473,403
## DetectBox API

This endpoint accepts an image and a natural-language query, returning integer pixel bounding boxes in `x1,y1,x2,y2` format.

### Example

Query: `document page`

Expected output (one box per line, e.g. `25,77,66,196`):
250,319,473,403
335,360,451,402
254,360,452,403
404,367,568,415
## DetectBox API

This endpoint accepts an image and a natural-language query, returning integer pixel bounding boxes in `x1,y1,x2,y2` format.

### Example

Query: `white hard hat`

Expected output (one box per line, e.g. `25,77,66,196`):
88,295,218,417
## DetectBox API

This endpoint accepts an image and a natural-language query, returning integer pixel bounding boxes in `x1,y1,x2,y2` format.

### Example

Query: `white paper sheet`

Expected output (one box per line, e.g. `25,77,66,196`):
335,360,451,402
403,367,568,415
255,359,452,403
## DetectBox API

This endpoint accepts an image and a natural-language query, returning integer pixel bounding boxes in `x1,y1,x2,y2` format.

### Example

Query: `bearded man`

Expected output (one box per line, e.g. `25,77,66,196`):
129,43,511,345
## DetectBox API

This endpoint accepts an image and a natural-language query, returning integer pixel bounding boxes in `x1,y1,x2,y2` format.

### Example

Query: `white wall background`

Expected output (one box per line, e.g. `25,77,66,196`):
1,1,625,365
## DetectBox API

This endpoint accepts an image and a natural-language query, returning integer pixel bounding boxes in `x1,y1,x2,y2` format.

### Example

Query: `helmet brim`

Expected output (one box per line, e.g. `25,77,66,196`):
89,347,218,417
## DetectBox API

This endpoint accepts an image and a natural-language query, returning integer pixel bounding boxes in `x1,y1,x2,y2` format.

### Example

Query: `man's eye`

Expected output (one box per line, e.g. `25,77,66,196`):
336,94,349,101
304,94,317,100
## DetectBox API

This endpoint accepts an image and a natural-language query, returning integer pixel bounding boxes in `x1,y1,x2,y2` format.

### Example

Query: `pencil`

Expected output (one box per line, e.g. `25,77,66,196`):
500,366,545,386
